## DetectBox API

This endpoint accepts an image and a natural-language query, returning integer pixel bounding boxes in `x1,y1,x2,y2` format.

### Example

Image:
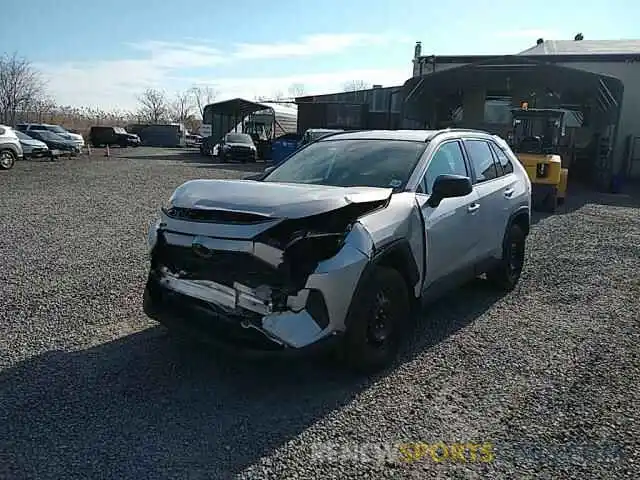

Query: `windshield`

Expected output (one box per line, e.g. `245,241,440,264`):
47,125,68,134
226,133,253,144
15,130,34,141
263,139,426,190
34,130,67,142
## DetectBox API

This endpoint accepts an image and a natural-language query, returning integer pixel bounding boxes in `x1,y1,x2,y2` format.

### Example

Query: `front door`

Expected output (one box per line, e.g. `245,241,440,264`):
416,140,483,289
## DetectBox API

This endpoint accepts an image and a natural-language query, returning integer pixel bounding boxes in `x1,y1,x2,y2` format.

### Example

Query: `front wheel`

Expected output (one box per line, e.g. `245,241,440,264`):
341,266,410,373
486,224,526,291
0,149,16,170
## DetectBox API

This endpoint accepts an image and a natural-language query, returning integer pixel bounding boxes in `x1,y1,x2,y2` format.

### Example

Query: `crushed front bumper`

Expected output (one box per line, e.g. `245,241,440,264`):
143,273,342,357
143,222,372,355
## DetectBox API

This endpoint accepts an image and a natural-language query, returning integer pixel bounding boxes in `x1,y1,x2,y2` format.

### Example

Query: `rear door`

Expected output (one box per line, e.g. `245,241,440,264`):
488,140,520,252
462,138,513,260
415,140,482,288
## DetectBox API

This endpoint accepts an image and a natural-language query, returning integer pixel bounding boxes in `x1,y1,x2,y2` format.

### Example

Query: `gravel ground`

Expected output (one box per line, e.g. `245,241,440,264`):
1,156,639,479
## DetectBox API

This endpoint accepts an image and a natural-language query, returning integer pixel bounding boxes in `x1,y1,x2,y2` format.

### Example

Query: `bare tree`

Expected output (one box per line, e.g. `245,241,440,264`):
31,97,56,123
190,85,217,119
137,88,168,123
342,80,371,92
288,83,306,98
0,52,47,125
170,90,194,123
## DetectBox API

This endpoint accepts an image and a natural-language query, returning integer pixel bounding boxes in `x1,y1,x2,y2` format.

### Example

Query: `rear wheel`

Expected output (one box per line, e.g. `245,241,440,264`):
0,150,16,170
342,266,410,373
541,190,558,213
486,224,526,291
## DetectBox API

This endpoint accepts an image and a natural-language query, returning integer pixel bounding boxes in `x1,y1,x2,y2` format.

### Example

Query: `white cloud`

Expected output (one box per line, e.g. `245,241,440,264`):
36,32,410,110
128,40,226,68
232,33,405,59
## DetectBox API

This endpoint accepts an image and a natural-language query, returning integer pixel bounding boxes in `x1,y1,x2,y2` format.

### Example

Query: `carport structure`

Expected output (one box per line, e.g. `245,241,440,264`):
202,98,278,143
401,56,625,191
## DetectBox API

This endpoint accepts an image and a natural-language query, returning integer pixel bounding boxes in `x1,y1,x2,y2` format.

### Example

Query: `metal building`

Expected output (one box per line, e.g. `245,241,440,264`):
295,86,404,132
410,39,640,185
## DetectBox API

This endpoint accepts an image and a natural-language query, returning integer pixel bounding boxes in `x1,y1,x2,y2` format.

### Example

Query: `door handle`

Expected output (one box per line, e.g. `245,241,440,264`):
467,203,480,213
504,188,515,198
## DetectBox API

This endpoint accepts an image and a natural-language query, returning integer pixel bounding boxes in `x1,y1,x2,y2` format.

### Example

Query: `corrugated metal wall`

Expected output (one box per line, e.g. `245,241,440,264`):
295,86,404,132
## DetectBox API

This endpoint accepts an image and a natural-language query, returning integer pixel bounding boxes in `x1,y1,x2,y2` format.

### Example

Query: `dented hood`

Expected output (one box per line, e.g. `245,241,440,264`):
169,179,393,219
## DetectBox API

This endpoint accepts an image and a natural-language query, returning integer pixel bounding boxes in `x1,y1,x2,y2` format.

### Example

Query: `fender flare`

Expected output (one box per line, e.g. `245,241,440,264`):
370,239,421,290
0,144,20,157
502,206,530,251
343,239,421,329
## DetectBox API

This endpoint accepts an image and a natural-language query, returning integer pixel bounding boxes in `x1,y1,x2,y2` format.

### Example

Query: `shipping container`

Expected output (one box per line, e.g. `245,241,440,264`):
296,103,369,133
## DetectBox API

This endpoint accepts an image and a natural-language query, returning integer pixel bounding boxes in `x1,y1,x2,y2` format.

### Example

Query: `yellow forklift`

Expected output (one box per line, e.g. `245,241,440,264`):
507,106,570,212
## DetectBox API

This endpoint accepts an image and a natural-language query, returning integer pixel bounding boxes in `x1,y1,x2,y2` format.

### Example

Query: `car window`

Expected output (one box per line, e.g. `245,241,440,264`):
417,141,468,194
15,130,31,140
30,125,46,131
48,125,68,134
263,139,426,191
490,142,514,175
465,140,499,183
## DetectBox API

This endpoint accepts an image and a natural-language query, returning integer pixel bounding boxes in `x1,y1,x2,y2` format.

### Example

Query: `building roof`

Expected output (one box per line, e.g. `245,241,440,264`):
256,102,298,116
518,39,640,55
415,39,640,64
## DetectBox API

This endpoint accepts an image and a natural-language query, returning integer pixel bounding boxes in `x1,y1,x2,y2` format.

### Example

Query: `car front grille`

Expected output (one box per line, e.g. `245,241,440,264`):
227,146,254,160
153,241,283,290
164,206,270,224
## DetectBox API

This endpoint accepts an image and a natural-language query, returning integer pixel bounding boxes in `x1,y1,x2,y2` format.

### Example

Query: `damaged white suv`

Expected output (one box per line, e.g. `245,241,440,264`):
144,129,531,372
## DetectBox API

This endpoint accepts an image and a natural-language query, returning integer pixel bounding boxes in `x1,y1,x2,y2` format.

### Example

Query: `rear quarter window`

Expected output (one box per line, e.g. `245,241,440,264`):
490,142,514,175
464,140,500,183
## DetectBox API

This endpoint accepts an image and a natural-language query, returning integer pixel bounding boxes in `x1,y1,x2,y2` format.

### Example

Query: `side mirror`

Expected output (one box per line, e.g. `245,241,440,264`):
263,166,275,175
427,174,472,207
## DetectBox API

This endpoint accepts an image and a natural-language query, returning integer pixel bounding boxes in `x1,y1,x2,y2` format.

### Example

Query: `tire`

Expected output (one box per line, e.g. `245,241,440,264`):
486,224,526,291
541,190,557,213
0,149,16,170
341,266,410,373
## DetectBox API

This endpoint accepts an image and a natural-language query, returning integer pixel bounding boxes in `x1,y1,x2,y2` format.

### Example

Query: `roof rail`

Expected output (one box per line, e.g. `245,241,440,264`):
429,127,492,139
443,127,490,134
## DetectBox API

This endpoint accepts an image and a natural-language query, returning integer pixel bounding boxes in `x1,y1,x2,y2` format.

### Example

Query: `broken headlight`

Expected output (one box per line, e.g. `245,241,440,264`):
284,231,346,262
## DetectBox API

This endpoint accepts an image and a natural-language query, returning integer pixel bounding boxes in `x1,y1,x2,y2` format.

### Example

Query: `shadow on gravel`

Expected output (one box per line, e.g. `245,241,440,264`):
0,280,504,479
0,327,366,479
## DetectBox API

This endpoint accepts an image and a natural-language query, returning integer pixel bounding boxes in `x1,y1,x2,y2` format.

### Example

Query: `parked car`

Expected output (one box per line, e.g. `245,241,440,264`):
25,130,80,157
186,133,203,147
144,129,532,372
14,130,51,160
17,123,85,150
89,126,140,147
218,132,257,162
0,125,23,170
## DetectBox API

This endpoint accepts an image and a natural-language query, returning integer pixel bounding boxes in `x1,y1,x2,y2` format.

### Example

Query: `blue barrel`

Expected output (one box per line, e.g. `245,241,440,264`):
611,173,624,193
270,135,301,164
